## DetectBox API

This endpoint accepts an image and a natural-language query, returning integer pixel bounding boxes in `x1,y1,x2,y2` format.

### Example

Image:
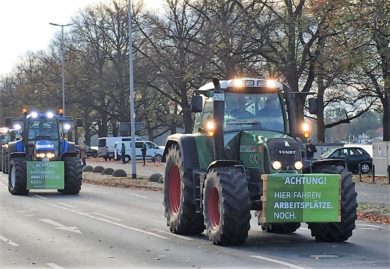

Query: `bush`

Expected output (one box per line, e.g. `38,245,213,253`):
102,167,115,175
83,165,94,172
93,166,105,173
149,173,163,183
112,169,127,177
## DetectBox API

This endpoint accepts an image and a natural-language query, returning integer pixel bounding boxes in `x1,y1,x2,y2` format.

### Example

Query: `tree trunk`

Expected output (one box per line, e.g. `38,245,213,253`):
383,94,390,141
316,76,326,143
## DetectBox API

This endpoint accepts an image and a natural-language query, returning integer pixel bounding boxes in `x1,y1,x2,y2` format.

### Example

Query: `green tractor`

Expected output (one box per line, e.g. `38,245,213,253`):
162,78,357,245
2,109,83,195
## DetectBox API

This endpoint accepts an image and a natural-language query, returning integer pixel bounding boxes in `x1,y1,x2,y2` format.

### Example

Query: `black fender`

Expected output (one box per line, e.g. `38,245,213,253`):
303,159,346,173
206,160,240,173
10,152,27,159
162,134,200,170
60,141,78,158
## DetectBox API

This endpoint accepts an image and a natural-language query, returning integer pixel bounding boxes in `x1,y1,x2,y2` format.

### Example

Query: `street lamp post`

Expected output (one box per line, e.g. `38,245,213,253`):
128,0,137,179
49,22,74,116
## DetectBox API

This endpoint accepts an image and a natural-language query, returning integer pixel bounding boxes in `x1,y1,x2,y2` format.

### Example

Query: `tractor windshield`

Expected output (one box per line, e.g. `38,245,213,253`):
27,118,59,140
224,92,286,133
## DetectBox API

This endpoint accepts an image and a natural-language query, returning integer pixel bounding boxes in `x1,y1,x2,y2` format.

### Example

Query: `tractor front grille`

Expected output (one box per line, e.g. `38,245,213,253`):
267,138,301,170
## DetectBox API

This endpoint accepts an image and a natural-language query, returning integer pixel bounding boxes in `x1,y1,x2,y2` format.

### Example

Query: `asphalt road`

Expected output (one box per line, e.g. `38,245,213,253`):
1,172,389,269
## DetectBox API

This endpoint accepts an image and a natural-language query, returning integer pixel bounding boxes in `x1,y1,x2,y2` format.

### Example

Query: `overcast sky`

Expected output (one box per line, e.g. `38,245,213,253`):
0,0,159,76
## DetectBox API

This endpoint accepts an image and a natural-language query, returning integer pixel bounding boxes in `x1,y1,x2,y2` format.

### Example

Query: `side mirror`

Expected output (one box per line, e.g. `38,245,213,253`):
5,117,13,128
308,98,318,115
191,95,203,113
76,118,83,127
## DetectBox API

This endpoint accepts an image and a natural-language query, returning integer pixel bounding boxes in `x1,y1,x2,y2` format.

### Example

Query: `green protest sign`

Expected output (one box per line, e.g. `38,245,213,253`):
261,174,340,223
27,161,64,189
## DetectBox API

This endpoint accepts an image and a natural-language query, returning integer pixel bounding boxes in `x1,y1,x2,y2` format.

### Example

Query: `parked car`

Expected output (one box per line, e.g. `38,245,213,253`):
86,147,98,158
318,147,372,173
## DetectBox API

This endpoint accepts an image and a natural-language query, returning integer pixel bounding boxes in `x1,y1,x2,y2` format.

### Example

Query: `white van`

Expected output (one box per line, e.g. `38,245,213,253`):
97,136,142,159
116,140,164,163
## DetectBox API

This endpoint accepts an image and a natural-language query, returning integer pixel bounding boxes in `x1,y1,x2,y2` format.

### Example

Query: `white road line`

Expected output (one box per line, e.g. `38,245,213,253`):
39,219,82,234
357,224,382,228
0,234,19,247
250,255,306,269
0,181,7,190
151,229,194,241
46,263,64,269
93,212,122,221
129,192,147,199
34,196,168,240
34,195,48,200
56,202,77,209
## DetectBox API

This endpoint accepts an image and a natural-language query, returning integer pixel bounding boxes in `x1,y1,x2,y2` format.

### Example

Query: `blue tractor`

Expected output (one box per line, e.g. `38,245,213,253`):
3,109,83,195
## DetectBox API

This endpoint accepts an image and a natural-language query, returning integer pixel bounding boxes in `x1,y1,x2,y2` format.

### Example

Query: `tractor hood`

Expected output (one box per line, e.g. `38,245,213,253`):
35,140,56,151
225,130,303,172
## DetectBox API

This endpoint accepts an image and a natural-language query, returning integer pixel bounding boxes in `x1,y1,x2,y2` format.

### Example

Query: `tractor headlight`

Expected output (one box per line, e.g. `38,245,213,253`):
35,152,56,159
205,120,216,136
265,79,277,88
46,152,55,159
30,111,38,119
63,123,71,131
46,111,54,119
272,161,282,170
13,123,22,130
294,161,303,170
36,153,46,158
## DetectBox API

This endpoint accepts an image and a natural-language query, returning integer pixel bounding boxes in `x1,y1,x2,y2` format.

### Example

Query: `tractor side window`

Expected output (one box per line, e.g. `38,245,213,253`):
201,99,213,130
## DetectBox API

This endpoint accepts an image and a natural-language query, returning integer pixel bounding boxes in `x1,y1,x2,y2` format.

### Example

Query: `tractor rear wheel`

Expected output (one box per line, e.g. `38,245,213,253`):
308,165,357,242
62,157,82,194
164,146,204,234
203,167,251,245
262,223,301,233
8,158,28,195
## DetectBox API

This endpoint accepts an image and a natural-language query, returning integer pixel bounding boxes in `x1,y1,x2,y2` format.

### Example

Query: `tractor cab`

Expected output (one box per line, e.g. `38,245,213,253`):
192,78,303,173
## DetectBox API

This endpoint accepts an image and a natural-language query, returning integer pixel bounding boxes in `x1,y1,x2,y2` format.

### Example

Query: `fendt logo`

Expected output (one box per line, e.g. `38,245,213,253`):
278,149,296,155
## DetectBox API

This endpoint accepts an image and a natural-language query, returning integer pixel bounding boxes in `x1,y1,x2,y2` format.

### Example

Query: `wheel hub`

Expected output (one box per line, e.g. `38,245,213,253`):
208,187,220,228
168,165,181,214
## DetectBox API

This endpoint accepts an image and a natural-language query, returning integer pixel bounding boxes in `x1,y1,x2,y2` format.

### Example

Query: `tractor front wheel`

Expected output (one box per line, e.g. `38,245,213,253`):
8,158,28,195
308,165,357,242
164,146,204,234
62,157,82,194
203,167,250,245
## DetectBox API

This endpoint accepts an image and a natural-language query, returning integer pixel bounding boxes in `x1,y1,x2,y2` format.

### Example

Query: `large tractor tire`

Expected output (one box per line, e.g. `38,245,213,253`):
262,223,301,233
164,146,205,234
8,158,29,195
203,167,251,245
308,165,357,242
61,157,82,194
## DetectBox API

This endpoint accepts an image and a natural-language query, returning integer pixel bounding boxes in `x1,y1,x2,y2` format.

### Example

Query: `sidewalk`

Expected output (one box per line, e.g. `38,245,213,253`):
86,158,165,178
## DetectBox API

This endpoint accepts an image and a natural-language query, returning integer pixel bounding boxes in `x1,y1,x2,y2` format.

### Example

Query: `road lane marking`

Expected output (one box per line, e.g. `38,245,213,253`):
0,181,7,190
39,219,82,234
93,212,122,221
34,195,48,200
129,192,147,199
34,196,168,240
250,255,306,269
56,202,77,209
151,229,194,241
46,263,64,269
357,224,382,228
0,234,19,247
